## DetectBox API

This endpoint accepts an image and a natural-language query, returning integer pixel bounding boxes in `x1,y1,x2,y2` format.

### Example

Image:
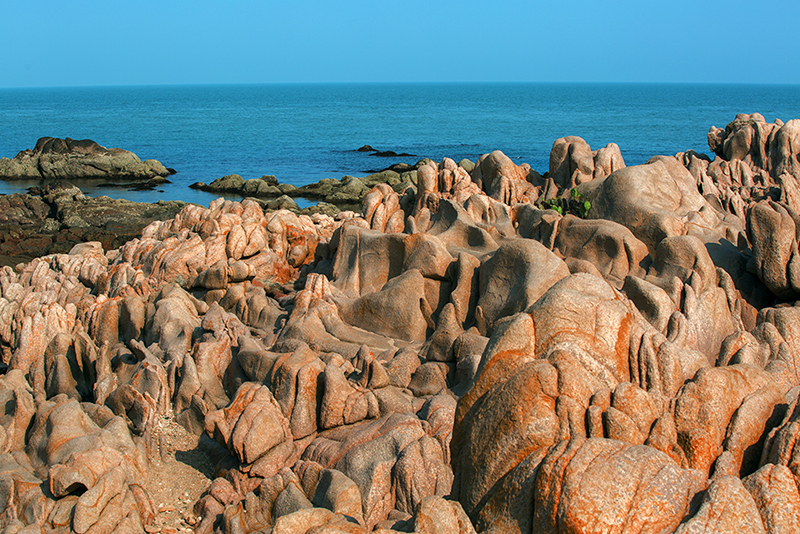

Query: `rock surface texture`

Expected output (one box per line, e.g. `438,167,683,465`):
0,137,172,181
2,115,800,533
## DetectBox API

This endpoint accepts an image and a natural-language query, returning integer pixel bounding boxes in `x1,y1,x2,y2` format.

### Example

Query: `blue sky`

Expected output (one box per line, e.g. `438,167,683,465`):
3,0,799,88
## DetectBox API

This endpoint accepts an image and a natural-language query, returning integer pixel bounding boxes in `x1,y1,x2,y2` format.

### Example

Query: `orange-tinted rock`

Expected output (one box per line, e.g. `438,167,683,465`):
554,215,648,288
7,118,800,533
747,200,800,299
476,239,569,330
674,475,765,533
673,364,775,474
533,439,706,534
205,382,293,467
412,496,476,534
530,274,635,387
743,463,800,532
579,156,742,252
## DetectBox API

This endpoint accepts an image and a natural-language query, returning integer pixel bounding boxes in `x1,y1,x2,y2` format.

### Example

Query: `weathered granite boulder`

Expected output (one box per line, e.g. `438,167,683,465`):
0,137,171,181
579,155,745,253
746,199,800,299
470,151,538,205
549,136,625,190
192,174,296,198
685,114,799,226
707,113,800,182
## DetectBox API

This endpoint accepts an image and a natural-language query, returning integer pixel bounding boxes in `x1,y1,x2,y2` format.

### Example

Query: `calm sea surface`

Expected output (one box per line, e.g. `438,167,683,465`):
0,83,798,206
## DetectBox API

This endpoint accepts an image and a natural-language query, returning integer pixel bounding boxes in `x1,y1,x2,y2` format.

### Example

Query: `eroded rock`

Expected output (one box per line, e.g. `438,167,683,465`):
4,118,800,534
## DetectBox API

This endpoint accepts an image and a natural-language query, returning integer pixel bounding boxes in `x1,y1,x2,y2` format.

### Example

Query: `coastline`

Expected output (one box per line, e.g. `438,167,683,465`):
2,112,800,532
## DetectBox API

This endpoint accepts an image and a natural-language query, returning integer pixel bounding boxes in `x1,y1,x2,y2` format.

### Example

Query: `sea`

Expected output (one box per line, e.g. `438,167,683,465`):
0,83,798,208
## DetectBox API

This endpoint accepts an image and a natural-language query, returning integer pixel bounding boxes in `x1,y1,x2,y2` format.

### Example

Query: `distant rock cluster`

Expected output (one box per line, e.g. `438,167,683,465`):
2,114,800,533
191,166,424,209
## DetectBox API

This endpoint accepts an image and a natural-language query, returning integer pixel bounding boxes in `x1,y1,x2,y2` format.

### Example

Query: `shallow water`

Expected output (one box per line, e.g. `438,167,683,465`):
1,82,798,206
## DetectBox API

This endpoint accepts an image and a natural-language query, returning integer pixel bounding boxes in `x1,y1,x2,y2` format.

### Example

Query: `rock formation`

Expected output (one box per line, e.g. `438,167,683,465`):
0,183,186,267
2,115,800,533
190,164,429,210
549,136,625,190
0,137,172,182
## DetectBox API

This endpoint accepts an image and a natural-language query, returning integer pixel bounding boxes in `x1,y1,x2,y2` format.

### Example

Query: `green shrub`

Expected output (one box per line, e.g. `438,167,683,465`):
536,188,591,218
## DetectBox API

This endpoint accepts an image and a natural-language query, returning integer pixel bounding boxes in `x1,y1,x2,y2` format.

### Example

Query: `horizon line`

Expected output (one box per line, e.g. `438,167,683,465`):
3,80,800,91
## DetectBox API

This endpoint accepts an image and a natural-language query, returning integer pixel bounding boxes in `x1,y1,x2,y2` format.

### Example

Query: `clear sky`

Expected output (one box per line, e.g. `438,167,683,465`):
3,0,799,88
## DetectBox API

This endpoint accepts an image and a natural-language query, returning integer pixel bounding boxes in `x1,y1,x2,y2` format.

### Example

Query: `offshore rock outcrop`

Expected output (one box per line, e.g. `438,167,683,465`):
0,137,172,181
2,116,800,533
191,163,430,210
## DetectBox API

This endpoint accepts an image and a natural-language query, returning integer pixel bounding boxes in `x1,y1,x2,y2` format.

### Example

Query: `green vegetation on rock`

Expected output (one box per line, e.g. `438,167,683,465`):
536,187,592,218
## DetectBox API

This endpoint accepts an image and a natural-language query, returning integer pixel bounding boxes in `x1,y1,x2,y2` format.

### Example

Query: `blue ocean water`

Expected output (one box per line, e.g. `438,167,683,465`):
0,83,798,206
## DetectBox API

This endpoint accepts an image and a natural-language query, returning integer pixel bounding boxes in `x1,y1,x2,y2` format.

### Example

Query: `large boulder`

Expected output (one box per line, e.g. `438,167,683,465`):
579,156,742,251
746,200,800,299
553,215,648,288
702,114,800,224
205,382,294,473
475,239,569,331
708,113,800,182
533,439,707,534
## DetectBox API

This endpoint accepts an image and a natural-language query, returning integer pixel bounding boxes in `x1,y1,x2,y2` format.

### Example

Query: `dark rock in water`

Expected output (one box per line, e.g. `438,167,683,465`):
192,174,293,198
386,162,416,173
297,170,411,207
356,145,416,157
0,137,171,181
192,168,417,212
128,177,172,191
301,201,340,218
265,194,300,212
202,173,246,192
371,150,416,158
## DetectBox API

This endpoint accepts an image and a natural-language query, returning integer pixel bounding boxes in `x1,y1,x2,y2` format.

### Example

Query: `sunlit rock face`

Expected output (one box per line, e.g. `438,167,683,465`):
4,117,800,533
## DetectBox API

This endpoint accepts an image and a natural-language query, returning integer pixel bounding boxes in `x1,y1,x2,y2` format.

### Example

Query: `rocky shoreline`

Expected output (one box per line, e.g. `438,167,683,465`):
0,183,187,268
0,183,349,269
188,148,482,211
2,113,800,533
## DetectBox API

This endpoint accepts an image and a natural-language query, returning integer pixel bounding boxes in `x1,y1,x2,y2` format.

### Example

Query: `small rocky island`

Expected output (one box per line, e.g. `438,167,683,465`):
0,137,174,184
2,114,800,533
